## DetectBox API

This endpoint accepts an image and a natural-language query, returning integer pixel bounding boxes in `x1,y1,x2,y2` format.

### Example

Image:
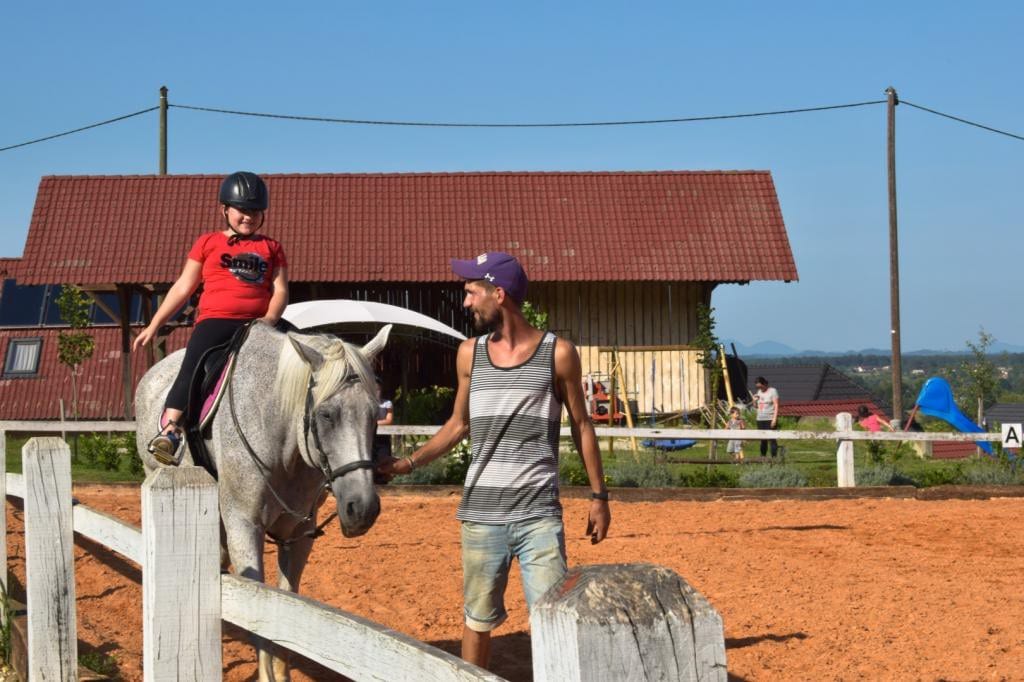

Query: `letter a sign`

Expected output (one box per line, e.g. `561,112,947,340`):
1002,423,1023,449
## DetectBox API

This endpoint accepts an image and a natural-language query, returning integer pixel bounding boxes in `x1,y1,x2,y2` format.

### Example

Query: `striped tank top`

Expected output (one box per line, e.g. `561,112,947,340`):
455,332,563,524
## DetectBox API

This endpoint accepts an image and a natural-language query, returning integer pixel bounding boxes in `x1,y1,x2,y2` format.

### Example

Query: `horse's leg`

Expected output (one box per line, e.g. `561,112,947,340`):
222,513,278,682
266,529,316,682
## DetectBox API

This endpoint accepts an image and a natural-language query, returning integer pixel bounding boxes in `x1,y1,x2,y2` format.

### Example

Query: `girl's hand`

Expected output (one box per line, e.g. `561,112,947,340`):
132,326,155,352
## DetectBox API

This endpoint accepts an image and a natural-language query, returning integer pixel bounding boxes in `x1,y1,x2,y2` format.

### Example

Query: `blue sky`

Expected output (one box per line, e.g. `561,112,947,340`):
2,2,1021,352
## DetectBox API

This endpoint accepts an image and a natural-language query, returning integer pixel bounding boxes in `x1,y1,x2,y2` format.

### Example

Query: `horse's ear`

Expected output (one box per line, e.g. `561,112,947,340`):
287,333,325,371
363,324,392,362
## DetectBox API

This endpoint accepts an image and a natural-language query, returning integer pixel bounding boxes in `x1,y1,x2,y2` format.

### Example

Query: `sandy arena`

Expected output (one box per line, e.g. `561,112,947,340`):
6,485,1024,681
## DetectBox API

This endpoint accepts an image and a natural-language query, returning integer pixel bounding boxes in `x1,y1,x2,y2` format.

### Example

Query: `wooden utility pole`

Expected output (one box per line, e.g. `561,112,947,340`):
159,86,168,174
886,86,903,426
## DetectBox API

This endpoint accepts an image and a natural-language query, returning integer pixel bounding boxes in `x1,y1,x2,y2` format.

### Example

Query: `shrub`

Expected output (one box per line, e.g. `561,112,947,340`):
78,433,135,471
678,467,738,488
394,385,455,425
914,465,961,487
855,465,917,487
739,466,808,488
559,456,590,486
955,462,1022,486
606,459,675,488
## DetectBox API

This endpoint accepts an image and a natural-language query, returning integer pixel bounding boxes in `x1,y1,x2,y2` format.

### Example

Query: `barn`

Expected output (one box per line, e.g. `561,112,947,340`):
0,171,797,421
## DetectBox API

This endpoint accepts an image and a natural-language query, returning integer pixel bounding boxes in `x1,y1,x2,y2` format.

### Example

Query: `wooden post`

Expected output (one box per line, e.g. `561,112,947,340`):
23,437,78,681
886,86,904,425
836,412,855,487
531,563,726,681
142,467,222,681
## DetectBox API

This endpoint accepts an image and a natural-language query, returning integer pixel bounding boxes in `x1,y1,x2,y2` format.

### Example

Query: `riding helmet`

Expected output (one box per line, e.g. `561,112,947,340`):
219,171,269,211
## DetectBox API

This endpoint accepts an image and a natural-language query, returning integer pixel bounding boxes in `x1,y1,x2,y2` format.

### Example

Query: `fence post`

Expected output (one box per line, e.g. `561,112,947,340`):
531,563,726,681
836,412,855,487
142,467,221,681
23,437,78,681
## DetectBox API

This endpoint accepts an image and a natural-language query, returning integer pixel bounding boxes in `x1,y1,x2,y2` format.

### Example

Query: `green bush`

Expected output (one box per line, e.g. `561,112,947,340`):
559,456,590,486
913,465,961,487
739,466,808,488
394,385,455,425
855,465,917,487
78,433,135,471
606,459,675,488
679,467,738,488
955,462,1022,485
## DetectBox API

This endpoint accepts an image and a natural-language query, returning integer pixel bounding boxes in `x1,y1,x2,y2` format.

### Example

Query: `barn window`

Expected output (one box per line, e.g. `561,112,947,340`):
4,338,42,376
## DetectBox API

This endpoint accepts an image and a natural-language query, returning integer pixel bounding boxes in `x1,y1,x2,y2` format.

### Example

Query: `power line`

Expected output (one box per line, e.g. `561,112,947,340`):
170,99,887,128
901,100,1024,143
0,107,159,153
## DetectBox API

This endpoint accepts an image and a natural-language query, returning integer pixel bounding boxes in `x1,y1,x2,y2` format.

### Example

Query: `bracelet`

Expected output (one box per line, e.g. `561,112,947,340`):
591,490,609,501
404,456,416,472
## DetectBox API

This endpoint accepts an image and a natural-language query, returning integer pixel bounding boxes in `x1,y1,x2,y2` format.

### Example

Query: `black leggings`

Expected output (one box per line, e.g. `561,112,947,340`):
756,419,778,457
164,318,253,414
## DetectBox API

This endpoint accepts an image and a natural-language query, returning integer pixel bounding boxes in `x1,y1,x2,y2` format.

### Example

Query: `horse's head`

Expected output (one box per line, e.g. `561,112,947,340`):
284,325,391,537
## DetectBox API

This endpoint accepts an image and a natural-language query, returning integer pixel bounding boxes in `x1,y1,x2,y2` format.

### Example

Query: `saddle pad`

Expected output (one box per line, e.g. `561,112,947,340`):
198,352,237,430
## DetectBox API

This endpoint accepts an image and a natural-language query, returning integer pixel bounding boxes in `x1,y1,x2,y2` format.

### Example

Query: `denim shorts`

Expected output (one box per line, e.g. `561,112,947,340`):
461,516,568,632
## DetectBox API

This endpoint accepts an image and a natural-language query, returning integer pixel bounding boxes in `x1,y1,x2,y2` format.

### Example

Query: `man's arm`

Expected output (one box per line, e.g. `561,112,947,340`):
555,338,610,544
377,338,474,476
772,390,780,427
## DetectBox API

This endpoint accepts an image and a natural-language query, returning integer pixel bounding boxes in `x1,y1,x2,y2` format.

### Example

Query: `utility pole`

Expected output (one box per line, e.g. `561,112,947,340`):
159,86,168,174
886,86,903,426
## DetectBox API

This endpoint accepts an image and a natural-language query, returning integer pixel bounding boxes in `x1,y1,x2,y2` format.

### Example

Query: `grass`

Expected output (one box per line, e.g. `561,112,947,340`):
5,432,144,484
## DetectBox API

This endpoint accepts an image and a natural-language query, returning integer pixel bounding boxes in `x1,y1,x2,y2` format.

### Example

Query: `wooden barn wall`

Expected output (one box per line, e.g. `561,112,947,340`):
529,282,713,416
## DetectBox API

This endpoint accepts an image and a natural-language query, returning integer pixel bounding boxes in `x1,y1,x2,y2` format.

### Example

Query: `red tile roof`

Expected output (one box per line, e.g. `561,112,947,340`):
0,327,189,420
782,400,887,419
19,172,797,286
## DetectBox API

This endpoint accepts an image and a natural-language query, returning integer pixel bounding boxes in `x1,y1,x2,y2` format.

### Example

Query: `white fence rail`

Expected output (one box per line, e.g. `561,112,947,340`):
2,436,499,681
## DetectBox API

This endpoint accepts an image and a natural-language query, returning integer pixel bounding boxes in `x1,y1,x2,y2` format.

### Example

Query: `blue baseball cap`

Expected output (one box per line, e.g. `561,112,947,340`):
450,252,528,303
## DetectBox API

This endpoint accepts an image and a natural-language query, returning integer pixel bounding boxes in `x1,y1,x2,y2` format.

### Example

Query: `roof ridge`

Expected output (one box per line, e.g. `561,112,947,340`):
41,169,773,181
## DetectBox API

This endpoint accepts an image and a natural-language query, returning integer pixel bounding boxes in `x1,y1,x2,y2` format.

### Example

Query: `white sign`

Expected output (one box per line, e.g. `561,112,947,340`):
1001,423,1022,449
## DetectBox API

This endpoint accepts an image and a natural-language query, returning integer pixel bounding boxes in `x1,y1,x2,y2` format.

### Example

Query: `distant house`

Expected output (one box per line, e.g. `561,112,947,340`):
984,403,1024,428
744,363,885,419
2,171,797,421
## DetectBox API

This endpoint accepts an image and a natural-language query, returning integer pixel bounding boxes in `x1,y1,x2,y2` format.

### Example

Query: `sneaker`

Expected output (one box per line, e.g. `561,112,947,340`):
148,429,182,466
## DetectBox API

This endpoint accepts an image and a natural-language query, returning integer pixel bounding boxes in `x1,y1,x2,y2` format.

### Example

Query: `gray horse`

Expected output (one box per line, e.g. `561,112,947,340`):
135,321,390,681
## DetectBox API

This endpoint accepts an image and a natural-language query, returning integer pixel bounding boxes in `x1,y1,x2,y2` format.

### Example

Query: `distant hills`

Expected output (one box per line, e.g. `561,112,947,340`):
722,339,1024,358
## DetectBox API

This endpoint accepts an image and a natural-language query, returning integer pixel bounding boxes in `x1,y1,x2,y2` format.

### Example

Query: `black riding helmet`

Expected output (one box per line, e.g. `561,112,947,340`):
219,171,269,211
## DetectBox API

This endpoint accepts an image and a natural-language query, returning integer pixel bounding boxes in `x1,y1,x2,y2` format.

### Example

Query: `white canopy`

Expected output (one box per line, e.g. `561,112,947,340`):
282,299,466,341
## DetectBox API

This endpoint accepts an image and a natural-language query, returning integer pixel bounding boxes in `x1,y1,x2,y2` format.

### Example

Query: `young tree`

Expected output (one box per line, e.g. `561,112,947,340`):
521,300,549,331
956,328,999,425
56,285,95,419
694,303,723,426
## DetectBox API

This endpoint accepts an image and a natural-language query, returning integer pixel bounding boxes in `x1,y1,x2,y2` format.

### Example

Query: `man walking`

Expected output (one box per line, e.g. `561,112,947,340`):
378,251,611,669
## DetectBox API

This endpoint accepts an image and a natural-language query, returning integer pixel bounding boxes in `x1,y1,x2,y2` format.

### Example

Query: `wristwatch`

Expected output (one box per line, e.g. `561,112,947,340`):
591,490,610,501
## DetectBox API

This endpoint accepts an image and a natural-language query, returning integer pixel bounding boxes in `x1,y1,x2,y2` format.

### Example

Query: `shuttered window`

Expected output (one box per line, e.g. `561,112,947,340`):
4,338,42,376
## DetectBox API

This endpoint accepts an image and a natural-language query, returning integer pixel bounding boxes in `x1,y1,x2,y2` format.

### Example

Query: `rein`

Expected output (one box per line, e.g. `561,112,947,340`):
226,356,374,546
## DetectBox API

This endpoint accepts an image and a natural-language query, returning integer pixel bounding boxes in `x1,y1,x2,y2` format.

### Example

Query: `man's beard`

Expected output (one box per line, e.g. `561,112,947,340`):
472,307,501,332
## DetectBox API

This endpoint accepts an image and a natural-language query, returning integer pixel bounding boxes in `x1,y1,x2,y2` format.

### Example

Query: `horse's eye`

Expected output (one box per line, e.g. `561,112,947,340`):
318,412,334,425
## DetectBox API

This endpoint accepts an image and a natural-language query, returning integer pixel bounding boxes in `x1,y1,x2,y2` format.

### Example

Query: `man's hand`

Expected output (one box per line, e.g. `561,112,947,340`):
375,456,400,482
585,499,611,544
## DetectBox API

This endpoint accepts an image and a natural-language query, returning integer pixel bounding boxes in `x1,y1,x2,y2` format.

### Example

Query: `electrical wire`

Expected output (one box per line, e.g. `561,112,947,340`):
0,107,159,153
170,99,887,128
901,100,1024,143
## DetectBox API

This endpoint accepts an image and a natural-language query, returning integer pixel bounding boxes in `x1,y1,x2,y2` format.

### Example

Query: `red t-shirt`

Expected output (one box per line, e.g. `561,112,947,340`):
187,232,288,322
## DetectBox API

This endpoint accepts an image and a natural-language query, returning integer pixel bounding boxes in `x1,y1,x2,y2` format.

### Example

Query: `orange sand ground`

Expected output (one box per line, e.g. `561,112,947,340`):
6,485,1024,681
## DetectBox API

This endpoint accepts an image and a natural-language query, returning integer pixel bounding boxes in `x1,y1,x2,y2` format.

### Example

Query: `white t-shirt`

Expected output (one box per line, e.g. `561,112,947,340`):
377,399,393,421
755,387,778,421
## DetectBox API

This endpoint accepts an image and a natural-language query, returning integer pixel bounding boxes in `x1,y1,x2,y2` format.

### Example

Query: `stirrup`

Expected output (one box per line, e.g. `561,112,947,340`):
148,425,183,466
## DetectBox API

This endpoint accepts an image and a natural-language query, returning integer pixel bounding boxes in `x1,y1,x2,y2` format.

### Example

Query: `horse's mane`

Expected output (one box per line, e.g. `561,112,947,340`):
274,332,377,424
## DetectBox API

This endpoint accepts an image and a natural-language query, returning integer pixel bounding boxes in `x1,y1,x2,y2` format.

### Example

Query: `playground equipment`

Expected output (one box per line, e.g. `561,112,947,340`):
906,377,994,456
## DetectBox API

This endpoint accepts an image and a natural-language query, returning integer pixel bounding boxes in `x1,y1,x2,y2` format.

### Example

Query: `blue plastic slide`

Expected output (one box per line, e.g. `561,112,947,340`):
914,377,994,456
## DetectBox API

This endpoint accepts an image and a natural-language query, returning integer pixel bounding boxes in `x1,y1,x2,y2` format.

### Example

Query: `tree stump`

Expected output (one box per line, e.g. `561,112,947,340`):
530,563,726,682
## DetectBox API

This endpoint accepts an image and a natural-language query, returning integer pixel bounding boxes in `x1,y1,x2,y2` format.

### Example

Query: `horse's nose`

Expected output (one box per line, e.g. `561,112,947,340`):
337,489,380,537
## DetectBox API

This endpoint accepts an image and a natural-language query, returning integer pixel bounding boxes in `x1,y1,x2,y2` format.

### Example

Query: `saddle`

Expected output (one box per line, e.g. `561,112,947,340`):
182,319,299,478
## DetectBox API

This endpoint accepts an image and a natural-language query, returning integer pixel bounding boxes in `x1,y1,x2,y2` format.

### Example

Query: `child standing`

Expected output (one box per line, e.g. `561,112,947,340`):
132,171,289,465
726,406,746,461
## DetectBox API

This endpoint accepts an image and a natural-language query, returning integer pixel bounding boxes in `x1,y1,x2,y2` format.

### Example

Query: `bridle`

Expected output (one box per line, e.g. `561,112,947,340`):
227,358,375,545
301,373,376,484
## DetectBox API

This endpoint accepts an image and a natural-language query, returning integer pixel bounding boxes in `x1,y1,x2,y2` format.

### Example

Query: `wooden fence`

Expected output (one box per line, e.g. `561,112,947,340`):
0,418,1004,680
